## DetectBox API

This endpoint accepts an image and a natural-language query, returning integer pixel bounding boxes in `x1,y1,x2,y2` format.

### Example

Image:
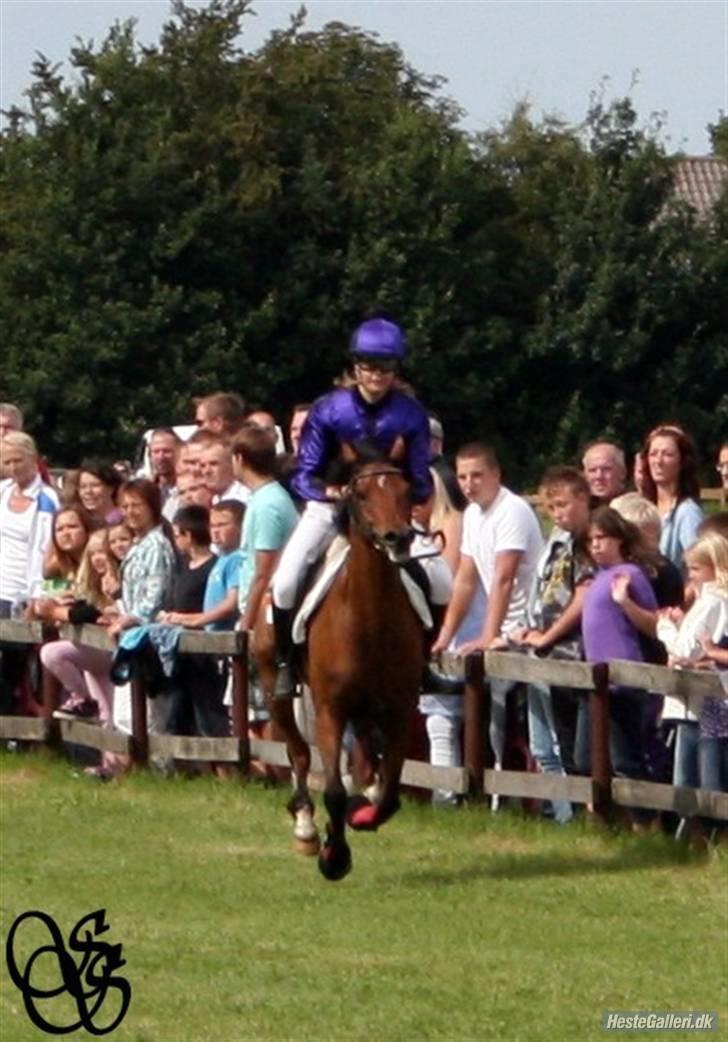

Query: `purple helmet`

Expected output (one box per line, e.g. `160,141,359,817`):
349,318,407,361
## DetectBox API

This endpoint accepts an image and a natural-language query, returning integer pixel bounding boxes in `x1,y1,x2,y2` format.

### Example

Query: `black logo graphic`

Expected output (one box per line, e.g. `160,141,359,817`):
6,909,131,1036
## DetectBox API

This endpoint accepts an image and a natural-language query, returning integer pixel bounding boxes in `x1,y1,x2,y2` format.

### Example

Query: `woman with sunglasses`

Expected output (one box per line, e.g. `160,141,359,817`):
270,317,434,697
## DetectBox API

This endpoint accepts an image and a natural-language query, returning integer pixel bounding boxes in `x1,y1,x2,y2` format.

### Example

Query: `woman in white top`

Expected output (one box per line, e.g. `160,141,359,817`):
0,432,59,616
415,467,485,804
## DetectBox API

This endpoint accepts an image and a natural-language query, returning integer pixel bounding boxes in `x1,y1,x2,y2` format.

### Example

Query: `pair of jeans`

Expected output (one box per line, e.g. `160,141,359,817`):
697,736,728,830
575,688,647,779
527,683,573,825
672,720,700,788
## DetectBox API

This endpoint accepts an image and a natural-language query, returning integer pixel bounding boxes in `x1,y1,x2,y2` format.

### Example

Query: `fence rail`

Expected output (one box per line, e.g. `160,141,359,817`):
2,621,727,824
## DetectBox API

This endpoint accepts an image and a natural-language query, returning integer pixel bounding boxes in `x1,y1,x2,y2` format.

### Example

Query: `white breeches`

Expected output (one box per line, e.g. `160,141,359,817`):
271,501,337,610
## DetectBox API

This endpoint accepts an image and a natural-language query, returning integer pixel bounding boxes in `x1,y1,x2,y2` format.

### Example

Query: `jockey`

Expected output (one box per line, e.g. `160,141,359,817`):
270,317,435,697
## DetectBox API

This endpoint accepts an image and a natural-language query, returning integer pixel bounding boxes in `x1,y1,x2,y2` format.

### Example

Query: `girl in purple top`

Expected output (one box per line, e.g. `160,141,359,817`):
582,511,658,663
576,508,658,820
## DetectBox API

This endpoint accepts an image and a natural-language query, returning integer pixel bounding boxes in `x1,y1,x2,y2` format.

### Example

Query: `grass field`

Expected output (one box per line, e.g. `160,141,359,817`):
1,749,726,1042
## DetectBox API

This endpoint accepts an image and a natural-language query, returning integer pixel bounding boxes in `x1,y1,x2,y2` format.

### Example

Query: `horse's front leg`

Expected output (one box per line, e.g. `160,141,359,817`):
348,713,409,831
270,699,319,855
255,620,319,856
315,704,352,882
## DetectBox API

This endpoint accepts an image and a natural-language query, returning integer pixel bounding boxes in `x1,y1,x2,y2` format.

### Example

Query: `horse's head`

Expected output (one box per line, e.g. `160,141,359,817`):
342,441,414,563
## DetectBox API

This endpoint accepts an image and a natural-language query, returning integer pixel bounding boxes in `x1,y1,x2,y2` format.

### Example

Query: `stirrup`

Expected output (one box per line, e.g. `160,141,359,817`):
273,663,298,700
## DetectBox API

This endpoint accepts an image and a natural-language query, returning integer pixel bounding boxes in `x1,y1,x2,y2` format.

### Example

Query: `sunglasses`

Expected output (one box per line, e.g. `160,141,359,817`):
354,358,398,373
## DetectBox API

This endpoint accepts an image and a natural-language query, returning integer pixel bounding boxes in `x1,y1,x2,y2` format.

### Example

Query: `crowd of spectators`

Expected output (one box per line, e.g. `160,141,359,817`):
0,393,726,838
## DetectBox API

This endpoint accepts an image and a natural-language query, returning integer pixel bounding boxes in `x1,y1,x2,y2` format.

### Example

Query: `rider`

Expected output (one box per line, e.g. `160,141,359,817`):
270,317,435,697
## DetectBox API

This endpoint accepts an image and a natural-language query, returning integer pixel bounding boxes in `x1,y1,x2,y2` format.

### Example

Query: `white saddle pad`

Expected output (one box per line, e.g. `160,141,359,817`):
292,536,433,644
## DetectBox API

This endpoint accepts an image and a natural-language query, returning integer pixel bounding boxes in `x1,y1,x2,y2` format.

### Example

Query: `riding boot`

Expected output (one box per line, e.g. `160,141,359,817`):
272,606,298,699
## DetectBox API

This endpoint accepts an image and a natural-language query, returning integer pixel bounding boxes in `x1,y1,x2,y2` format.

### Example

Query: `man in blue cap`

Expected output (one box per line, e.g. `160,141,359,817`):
270,316,434,697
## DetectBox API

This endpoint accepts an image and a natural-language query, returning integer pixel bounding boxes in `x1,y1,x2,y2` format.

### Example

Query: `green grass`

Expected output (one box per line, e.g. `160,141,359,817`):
1,749,726,1042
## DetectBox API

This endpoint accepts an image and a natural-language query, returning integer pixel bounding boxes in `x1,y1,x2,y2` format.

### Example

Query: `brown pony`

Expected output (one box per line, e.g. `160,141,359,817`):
252,443,424,881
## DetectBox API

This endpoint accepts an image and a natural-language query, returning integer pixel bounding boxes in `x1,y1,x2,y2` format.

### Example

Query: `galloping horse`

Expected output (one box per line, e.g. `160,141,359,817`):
252,444,425,881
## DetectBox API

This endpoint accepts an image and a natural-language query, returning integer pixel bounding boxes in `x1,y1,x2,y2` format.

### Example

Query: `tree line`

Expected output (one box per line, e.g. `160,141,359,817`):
1,0,726,486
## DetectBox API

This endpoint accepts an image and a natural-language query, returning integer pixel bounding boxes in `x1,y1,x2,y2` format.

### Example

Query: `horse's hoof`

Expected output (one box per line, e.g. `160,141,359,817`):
347,795,380,831
318,842,352,882
294,833,321,857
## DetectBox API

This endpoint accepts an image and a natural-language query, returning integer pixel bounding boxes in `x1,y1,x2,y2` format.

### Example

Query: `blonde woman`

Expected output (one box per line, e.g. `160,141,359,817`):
0,432,59,615
657,532,728,827
415,467,486,805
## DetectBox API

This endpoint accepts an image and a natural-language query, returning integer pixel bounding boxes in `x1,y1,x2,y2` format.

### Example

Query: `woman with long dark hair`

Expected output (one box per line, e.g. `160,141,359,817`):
640,424,704,569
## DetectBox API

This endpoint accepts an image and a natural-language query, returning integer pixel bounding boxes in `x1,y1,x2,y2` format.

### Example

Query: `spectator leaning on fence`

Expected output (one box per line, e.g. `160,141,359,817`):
411,466,463,805
40,525,118,722
640,424,704,570
233,427,298,636
432,441,543,771
0,432,59,615
697,626,728,827
29,506,94,626
107,479,177,639
161,500,244,632
511,466,595,823
42,480,177,779
609,492,686,784
655,532,728,816
153,504,229,741
579,507,659,826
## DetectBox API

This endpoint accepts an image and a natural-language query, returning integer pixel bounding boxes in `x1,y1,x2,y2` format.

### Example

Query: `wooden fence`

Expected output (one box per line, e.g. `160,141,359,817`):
1,620,727,824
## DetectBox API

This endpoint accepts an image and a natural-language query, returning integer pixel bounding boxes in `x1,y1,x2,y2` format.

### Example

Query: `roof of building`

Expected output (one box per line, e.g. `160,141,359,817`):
672,156,728,217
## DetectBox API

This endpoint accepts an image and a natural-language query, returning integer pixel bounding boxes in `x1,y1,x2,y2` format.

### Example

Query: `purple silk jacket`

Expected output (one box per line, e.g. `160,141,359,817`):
291,387,434,505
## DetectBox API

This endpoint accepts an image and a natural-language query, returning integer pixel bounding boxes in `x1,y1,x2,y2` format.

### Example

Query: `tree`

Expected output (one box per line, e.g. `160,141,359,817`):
1,2,724,483
0,1,514,464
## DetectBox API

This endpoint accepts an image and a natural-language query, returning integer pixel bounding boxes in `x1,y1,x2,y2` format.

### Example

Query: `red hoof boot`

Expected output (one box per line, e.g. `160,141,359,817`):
347,796,380,831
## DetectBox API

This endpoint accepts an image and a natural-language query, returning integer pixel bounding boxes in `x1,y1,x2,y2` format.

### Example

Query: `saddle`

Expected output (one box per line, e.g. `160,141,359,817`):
291,535,433,645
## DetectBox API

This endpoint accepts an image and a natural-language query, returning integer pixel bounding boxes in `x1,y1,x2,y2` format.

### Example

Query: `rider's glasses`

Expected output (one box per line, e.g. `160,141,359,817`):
354,358,398,374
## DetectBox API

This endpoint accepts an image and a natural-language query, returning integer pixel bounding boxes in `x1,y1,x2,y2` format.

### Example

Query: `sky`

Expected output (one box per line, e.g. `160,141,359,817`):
0,0,726,153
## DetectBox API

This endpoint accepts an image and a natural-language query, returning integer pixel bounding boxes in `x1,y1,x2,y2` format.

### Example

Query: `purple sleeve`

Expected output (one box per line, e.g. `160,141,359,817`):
291,400,331,502
406,407,434,505
628,566,659,611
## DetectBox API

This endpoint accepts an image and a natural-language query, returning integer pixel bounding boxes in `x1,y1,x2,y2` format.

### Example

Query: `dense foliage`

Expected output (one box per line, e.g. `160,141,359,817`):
1,0,726,483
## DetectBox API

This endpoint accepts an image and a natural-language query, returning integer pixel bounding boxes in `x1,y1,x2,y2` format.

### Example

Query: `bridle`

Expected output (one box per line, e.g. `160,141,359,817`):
344,466,415,558
343,467,446,562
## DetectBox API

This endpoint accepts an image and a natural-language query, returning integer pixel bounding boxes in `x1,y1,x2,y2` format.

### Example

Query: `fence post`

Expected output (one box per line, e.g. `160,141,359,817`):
39,649,62,750
463,652,485,800
40,665,61,720
590,662,612,820
231,630,250,774
130,675,148,768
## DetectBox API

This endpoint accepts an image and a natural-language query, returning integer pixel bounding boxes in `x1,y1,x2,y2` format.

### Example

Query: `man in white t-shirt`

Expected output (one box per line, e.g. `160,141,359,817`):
432,441,543,767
